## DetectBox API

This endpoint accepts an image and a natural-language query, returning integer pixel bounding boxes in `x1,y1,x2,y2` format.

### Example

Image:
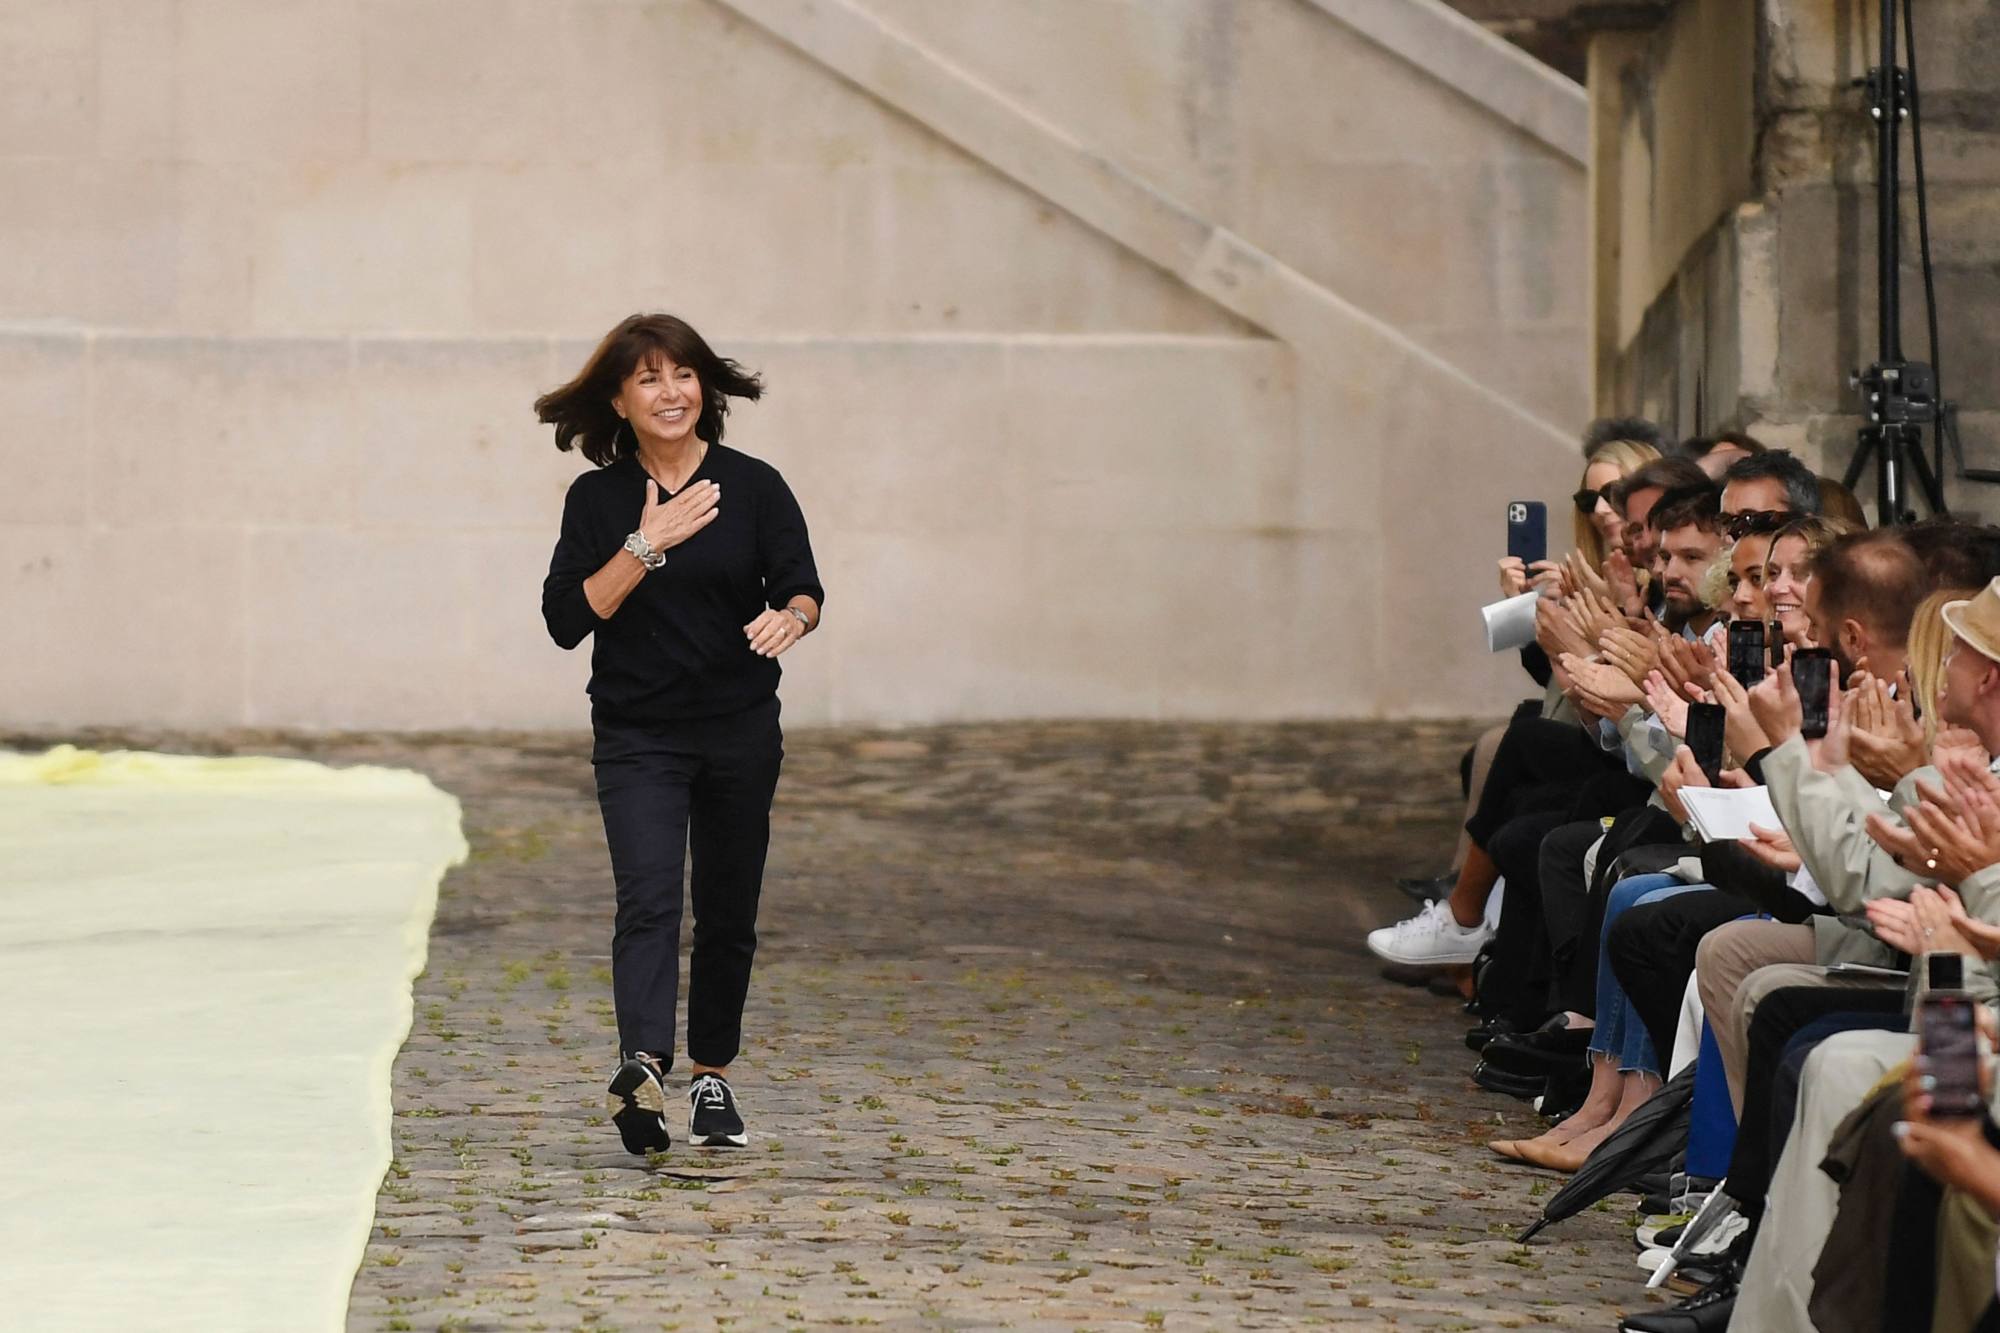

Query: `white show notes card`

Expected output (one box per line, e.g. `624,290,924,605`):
1483,591,1540,653
1679,785,1782,842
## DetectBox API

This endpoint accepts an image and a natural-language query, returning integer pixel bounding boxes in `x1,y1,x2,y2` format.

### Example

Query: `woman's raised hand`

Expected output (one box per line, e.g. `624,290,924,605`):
1604,547,1643,617
1706,666,1770,763
1567,549,1612,602
1603,626,1661,687
639,478,721,553
1847,674,1929,790
1644,669,1690,739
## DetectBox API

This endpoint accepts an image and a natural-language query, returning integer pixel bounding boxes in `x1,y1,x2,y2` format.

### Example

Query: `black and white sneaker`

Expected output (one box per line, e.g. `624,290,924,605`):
607,1054,671,1156
688,1072,748,1147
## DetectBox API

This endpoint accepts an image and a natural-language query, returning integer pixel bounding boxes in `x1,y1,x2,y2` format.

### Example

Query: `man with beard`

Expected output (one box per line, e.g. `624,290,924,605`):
1608,457,1710,620
1646,484,1727,638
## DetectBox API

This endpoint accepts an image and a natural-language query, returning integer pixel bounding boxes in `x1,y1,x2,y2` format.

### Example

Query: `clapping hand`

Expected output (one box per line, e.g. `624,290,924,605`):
1566,550,1612,603
1561,652,1644,718
1747,660,1805,747
1644,669,1690,740
1865,776,2000,887
1936,726,1994,768
1565,589,1621,650
1603,626,1663,687
1938,746,2000,830
1537,595,1592,661
1847,671,1929,790
1706,667,1771,764
1815,677,1855,773
1603,547,1643,617
1867,884,1996,961
1658,634,1719,700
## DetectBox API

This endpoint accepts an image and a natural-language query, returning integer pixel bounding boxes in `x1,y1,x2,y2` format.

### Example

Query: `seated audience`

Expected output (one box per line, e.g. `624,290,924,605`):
1395,430,2000,1331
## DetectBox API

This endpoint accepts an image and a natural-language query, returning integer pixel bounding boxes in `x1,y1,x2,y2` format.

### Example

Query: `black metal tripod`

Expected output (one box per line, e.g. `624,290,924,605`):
1841,0,1948,524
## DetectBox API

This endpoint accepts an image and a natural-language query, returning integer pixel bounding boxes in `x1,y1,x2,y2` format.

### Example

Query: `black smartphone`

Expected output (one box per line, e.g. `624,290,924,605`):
1507,501,1548,569
1793,647,1835,739
1727,620,1767,688
1768,623,1786,668
1686,702,1727,783
1929,952,1967,992
1918,991,1983,1118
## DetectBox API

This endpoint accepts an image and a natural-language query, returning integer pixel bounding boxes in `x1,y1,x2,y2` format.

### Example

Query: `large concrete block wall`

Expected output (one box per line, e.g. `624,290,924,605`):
1,0,1586,729
1593,0,2000,508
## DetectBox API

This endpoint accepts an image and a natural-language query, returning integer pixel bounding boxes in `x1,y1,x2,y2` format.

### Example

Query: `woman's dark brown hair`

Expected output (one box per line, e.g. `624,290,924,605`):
535,313,764,467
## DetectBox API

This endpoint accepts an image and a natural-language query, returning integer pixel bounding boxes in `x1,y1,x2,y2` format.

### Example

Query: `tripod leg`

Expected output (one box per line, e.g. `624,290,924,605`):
1843,434,1876,492
1905,428,1949,514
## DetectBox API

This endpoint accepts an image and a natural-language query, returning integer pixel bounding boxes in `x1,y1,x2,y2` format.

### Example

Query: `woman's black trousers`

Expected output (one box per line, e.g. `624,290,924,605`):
592,698,783,1070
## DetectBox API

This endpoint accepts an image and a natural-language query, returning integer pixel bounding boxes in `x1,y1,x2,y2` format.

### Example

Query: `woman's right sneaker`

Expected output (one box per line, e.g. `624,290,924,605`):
1366,897,1493,966
607,1054,671,1155
688,1072,748,1147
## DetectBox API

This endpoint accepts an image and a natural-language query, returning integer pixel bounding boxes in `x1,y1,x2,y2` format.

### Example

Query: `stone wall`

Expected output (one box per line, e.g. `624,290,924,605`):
0,0,1587,729
1591,0,2000,512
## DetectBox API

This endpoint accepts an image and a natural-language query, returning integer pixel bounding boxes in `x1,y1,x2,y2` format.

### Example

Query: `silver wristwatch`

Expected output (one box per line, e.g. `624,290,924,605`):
784,606,810,633
623,531,666,571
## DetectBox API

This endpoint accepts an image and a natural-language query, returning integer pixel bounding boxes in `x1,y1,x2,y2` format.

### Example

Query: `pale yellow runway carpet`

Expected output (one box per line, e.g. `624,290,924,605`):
0,748,466,1332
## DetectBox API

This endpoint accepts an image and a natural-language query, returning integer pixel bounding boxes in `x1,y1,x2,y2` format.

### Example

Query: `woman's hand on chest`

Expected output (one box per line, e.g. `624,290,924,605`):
636,479,721,555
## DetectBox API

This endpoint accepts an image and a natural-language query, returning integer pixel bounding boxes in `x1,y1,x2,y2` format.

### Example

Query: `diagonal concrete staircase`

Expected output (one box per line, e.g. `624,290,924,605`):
714,0,1585,447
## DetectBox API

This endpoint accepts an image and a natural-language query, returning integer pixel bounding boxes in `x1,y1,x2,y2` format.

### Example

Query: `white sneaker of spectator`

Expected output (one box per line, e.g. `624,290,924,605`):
1366,896,1493,966
1633,1212,1747,1273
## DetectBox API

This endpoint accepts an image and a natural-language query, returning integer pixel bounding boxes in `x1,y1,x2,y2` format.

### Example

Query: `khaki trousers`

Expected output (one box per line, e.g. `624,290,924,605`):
1695,919,1816,1116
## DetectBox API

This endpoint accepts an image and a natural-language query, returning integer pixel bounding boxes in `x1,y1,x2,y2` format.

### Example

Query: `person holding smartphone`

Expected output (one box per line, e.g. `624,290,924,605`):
538,313,824,1155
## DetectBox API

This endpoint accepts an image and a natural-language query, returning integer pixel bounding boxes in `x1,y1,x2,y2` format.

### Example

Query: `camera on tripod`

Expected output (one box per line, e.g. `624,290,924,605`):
1851,360,1937,428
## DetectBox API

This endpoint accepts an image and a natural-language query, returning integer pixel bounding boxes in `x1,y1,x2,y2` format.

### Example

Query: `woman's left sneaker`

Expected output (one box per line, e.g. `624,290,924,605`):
688,1072,748,1147
607,1055,671,1156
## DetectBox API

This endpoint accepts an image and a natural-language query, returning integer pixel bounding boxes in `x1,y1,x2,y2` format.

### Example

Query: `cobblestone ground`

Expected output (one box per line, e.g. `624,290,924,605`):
26,722,1666,1330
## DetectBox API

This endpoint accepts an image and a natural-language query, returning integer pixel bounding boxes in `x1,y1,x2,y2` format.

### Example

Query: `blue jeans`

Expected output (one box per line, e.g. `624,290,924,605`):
1587,873,1708,1076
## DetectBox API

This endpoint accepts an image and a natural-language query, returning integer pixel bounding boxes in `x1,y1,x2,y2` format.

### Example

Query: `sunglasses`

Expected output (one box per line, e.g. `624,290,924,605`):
1572,486,1613,515
1725,509,1791,539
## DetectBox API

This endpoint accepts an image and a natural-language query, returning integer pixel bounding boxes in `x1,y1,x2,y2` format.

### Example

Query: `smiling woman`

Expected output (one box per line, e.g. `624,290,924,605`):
535,313,824,1158
1763,515,1857,649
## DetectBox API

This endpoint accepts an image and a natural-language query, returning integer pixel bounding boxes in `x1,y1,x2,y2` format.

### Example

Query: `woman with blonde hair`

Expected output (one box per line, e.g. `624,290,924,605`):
1906,587,1976,744
1574,437,1662,572
1762,515,1862,648
1499,437,1662,600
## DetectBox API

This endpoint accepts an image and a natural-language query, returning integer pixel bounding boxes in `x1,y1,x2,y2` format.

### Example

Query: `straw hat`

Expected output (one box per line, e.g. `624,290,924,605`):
1941,576,2000,665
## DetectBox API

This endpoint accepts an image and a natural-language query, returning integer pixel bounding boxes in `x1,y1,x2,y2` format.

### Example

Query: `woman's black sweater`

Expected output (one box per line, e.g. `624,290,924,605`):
542,446,823,723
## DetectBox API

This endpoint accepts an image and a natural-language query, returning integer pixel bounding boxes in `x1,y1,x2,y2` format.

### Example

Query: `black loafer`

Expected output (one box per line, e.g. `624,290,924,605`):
1465,1016,1520,1051
1472,1060,1548,1100
1482,1019,1595,1075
